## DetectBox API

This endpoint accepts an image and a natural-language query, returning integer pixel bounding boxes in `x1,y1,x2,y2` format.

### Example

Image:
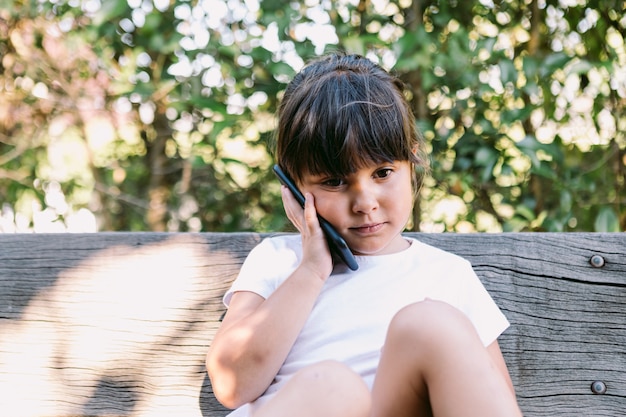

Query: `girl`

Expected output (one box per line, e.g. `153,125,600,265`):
206,52,522,417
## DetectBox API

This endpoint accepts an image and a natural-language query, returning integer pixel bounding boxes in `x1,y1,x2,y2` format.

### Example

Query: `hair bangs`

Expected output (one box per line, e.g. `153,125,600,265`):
276,53,429,186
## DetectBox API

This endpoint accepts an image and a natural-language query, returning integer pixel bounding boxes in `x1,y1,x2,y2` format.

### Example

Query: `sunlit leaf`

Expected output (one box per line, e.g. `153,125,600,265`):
499,59,516,84
93,0,128,26
560,190,572,213
343,36,366,56
594,207,621,232
474,147,496,165
515,204,536,221
540,53,571,76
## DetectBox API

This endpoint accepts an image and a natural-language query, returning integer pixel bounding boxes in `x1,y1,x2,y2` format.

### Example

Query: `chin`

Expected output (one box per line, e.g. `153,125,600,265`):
350,235,408,256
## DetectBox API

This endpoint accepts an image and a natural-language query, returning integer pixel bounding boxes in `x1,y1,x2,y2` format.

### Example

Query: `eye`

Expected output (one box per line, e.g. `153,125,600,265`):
322,177,344,187
374,168,393,179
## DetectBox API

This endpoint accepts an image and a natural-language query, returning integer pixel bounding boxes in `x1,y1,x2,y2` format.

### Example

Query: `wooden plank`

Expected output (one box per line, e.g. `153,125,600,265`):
0,232,624,417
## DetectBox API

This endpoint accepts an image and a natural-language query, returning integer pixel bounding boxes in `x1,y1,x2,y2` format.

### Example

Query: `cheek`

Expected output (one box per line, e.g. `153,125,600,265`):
387,178,414,211
315,197,345,222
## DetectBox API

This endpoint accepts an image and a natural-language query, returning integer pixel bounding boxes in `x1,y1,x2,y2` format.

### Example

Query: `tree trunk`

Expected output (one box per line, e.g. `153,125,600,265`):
146,109,173,231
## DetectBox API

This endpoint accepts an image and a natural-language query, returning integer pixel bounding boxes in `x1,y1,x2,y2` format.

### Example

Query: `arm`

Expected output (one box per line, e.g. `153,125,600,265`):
206,268,325,408
486,340,516,396
206,190,333,409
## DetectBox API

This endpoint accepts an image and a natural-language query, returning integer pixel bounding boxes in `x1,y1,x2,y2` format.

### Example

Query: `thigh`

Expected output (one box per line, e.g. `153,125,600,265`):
370,301,441,417
252,360,371,417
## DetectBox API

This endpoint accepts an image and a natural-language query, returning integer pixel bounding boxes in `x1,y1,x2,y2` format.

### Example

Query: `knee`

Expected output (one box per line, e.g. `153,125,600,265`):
388,300,478,346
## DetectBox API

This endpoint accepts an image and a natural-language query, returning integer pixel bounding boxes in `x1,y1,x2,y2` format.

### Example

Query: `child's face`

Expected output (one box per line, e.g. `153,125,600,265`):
299,160,414,256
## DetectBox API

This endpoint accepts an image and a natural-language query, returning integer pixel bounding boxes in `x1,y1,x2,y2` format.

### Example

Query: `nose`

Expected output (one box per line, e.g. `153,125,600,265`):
351,183,379,214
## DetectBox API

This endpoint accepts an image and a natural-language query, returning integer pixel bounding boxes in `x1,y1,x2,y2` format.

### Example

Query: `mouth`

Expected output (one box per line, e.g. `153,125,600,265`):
350,222,385,234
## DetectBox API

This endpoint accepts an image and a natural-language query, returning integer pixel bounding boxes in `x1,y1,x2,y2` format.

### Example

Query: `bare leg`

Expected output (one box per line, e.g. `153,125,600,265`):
252,360,371,417
370,300,522,417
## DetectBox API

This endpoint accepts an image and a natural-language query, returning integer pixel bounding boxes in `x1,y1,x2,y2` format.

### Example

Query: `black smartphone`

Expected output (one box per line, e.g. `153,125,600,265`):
273,164,359,271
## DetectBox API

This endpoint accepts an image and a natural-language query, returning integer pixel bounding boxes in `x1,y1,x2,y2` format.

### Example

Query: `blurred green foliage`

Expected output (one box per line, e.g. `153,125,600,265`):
0,0,624,233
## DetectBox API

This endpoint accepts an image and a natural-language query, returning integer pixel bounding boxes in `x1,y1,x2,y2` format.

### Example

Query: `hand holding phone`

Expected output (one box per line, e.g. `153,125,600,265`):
273,164,359,271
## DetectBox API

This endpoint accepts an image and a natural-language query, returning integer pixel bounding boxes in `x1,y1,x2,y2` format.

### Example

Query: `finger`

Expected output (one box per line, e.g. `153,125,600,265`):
281,186,304,230
303,192,320,228
302,193,332,264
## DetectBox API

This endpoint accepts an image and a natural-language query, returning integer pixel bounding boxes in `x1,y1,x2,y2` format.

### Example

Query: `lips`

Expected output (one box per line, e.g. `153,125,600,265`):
351,223,384,234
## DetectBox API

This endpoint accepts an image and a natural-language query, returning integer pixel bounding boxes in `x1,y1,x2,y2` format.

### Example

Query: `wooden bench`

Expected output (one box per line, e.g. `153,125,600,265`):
0,232,624,416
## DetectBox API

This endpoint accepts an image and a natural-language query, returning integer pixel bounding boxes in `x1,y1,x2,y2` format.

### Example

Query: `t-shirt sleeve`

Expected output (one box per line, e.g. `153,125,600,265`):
455,259,510,346
223,236,301,307
420,244,510,347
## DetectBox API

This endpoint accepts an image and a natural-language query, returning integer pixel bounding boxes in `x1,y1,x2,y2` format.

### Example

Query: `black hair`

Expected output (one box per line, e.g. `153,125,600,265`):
275,52,429,188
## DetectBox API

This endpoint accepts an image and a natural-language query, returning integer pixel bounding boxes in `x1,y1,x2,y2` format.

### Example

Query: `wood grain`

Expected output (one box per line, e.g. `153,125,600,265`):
0,232,624,417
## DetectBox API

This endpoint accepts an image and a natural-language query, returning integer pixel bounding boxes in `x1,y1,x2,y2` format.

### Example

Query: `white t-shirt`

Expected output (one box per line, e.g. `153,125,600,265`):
222,235,509,417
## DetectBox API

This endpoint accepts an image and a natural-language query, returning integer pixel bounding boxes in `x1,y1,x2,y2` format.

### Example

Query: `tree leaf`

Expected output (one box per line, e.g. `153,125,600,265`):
93,0,128,26
594,207,621,232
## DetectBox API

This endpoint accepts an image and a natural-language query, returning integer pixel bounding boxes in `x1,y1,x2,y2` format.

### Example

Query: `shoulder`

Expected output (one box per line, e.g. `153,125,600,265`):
240,234,303,273
249,234,302,257
405,237,471,268
224,234,302,306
